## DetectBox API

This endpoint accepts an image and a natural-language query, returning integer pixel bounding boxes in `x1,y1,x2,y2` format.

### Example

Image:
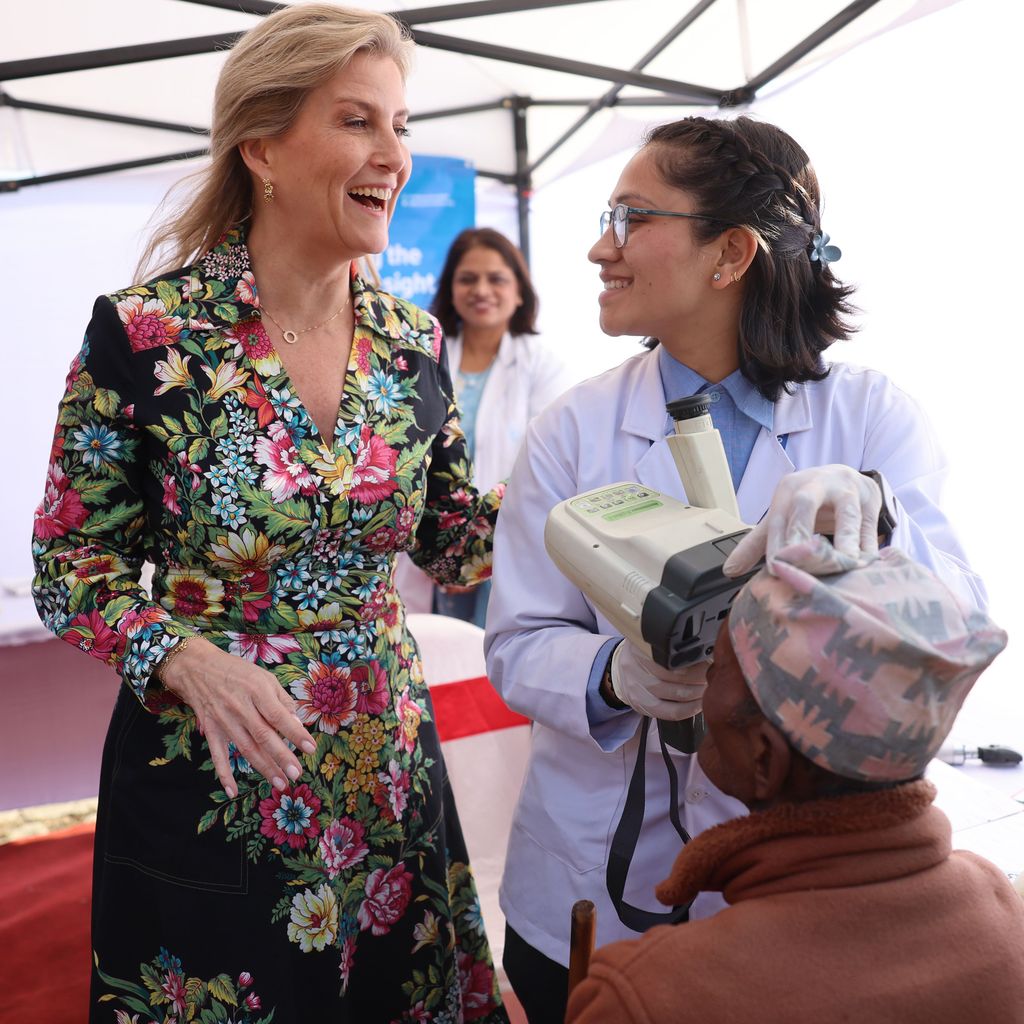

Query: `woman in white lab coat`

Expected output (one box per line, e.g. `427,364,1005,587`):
397,228,572,625
484,116,985,1023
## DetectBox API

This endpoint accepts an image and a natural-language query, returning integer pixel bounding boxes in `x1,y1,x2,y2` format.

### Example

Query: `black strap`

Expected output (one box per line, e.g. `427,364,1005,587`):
605,717,695,931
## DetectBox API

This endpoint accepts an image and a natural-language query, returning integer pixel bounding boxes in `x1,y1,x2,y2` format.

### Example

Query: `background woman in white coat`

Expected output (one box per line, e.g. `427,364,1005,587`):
484,115,985,1023
399,227,572,626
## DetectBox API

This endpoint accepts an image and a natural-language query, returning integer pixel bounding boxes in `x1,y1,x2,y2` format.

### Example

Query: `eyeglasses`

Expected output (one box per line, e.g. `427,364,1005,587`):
599,203,728,249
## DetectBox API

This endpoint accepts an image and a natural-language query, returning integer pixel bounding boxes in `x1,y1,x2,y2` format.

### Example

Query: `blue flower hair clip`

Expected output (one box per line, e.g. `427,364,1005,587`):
810,232,842,266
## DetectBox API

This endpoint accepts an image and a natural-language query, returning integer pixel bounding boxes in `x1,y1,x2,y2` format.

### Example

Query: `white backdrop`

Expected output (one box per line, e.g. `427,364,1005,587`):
1,0,1020,747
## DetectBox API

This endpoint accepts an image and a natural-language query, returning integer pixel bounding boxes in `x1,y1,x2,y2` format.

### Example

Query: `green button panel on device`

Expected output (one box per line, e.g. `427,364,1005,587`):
571,485,663,520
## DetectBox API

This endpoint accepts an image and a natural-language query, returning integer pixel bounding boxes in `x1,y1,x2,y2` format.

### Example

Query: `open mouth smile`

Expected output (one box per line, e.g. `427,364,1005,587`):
347,185,393,212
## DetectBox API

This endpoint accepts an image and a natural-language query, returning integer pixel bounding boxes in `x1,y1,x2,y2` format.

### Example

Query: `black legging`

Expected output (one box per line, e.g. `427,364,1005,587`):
503,923,570,1024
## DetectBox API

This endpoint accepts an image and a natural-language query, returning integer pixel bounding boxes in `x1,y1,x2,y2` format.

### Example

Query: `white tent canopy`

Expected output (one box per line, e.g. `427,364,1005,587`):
3,0,961,235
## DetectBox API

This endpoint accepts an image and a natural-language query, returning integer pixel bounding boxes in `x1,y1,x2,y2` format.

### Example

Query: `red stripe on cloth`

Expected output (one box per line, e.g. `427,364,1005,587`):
430,676,530,742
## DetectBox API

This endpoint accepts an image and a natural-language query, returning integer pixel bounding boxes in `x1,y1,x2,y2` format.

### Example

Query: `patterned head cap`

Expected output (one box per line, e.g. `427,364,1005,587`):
727,538,1007,782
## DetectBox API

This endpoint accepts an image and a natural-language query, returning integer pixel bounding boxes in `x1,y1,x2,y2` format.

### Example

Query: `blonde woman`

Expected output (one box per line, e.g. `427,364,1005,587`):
31,6,507,1021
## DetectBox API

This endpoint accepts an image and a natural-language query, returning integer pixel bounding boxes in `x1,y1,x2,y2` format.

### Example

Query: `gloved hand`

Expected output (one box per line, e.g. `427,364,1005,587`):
608,641,707,721
723,464,883,577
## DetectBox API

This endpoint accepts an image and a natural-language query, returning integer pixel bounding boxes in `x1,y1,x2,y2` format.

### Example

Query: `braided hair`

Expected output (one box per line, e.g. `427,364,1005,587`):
644,116,857,401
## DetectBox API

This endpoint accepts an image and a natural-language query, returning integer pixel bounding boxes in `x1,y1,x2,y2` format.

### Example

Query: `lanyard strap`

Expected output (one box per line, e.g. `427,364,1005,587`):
605,717,695,932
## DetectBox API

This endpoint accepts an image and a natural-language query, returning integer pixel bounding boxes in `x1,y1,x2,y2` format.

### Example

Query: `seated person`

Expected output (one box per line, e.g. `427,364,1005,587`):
567,539,1023,1024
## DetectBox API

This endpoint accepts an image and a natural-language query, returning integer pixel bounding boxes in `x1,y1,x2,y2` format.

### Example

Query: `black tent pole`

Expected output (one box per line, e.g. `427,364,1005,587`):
511,96,531,266
527,0,721,176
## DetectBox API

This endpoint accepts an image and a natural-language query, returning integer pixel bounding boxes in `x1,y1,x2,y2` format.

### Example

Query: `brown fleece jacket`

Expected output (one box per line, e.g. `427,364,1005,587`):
566,781,1024,1024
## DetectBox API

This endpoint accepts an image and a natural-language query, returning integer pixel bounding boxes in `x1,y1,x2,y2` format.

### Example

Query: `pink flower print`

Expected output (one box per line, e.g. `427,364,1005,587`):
395,688,423,755
237,971,254,988
117,605,168,639
439,510,467,531
175,450,202,490
33,463,89,540
354,335,373,375
239,570,273,623
338,935,357,994
226,632,301,664
290,659,358,734
116,295,185,353
162,474,182,515
319,817,369,878
258,784,322,850
254,421,318,503
366,526,397,552
375,760,409,822
234,270,257,304
394,354,408,372
357,863,413,936
228,318,279,375
394,506,417,545
161,970,188,1016
349,424,398,504
458,951,497,1021
64,610,120,662
358,581,390,624
244,993,262,1012
353,661,388,715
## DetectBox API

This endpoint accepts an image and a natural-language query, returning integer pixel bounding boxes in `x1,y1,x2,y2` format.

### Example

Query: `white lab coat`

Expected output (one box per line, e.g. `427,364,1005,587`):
397,331,574,611
484,349,985,965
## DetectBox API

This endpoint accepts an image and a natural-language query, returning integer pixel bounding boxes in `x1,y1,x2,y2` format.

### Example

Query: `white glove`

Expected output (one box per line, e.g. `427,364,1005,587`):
723,464,883,577
608,641,707,721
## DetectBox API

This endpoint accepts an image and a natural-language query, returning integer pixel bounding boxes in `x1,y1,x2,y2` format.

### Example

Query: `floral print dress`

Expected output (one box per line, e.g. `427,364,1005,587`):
31,229,507,1023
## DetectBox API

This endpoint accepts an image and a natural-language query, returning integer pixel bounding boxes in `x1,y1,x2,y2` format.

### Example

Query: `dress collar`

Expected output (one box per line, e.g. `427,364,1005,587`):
189,227,422,344
657,345,774,433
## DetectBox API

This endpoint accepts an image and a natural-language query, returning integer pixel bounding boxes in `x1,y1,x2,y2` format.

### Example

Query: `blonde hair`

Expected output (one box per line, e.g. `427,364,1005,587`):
135,3,413,281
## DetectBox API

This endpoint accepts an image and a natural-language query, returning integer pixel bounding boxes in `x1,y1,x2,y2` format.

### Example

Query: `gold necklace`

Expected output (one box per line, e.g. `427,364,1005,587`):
260,294,350,345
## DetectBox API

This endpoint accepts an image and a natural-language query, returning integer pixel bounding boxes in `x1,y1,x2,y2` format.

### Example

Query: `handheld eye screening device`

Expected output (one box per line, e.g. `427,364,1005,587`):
545,393,758,670
544,394,761,752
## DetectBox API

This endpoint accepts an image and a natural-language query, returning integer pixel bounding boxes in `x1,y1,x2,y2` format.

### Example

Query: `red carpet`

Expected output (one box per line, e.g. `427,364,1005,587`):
0,823,93,1024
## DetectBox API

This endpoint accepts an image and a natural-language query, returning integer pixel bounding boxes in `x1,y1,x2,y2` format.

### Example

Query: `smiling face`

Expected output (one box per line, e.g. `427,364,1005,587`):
588,146,726,350
451,246,522,335
250,52,410,261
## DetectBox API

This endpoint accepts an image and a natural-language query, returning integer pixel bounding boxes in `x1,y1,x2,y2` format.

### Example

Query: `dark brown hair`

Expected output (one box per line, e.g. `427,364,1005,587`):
431,227,539,337
643,116,857,401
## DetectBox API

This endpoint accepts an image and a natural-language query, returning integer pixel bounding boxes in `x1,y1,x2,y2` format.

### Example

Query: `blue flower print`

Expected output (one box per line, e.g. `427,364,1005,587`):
366,370,406,417
73,422,123,469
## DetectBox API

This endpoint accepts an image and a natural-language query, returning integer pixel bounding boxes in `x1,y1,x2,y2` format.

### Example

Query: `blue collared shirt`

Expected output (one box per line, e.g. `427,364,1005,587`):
657,346,774,491
585,349,774,734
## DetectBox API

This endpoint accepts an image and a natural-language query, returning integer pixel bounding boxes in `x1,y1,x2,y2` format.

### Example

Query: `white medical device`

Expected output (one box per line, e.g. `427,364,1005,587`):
545,393,759,675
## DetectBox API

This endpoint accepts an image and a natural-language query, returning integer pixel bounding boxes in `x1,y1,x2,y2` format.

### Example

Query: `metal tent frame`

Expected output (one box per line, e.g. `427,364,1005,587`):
0,0,882,261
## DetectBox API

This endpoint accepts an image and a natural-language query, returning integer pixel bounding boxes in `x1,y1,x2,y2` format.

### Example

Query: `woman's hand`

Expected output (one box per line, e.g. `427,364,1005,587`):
159,637,317,798
723,464,882,576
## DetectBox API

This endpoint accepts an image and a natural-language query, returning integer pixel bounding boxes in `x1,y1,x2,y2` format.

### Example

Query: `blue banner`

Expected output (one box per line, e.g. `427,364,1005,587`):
379,154,476,310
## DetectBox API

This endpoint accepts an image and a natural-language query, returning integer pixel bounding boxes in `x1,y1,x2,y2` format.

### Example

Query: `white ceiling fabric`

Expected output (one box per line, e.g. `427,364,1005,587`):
3,0,963,186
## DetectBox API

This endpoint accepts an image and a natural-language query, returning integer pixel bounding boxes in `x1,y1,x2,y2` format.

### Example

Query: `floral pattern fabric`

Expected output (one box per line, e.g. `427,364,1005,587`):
32,229,506,1023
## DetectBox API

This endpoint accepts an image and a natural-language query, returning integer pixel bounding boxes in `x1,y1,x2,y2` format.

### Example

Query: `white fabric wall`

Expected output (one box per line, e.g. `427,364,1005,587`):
2,0,1019,745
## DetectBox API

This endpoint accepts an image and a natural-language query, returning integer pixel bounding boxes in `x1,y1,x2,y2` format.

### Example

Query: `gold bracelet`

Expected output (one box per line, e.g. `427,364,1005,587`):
156,634,198,683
